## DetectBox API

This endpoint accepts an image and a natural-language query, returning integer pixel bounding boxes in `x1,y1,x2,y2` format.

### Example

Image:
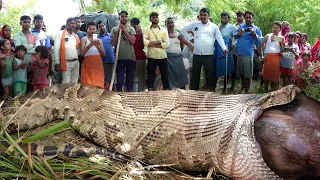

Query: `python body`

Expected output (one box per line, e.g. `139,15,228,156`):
2,84,319,179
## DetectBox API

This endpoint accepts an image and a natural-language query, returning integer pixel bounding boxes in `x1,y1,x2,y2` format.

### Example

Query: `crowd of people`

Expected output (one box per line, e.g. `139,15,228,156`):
0,8,319,99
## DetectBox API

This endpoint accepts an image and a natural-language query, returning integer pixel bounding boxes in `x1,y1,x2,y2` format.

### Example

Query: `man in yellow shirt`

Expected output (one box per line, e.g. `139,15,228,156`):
143,12,169,91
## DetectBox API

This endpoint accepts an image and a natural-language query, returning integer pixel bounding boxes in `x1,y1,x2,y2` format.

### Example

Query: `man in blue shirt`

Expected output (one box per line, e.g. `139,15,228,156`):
97,20,114,89
74,17,87,40
234,10,262,93
32,14,51,48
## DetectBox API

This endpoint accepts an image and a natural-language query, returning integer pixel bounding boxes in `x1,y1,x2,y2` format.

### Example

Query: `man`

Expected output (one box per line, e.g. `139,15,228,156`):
143,12,170,91
231,10,245,92
74,17,87,40
165,17,189,89
97,20,114,89
234,10,262,93
32,14,51,48
54,17,80,84
130,17,147,92
235,10,244,28
13,15,39,92
74,17,87,68
181,8,228,91
13,15,38,65
110,11,136,92
215,11,237,93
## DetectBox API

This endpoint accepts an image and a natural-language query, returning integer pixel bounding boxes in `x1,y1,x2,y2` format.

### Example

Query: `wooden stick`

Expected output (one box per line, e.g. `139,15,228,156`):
109,29,122,91
225,55,228,89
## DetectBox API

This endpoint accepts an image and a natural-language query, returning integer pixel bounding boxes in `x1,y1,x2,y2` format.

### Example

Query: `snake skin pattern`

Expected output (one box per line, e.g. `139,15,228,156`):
1,84,300,180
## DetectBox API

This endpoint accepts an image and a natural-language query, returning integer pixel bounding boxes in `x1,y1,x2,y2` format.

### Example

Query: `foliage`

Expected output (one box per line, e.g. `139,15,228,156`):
298,61,320,100
75,0,320,44
0,0,37,34
245,0,320,44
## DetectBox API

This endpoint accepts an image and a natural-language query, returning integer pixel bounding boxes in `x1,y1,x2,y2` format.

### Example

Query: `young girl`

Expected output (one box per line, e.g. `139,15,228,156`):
0,39,14,99
13,45,28,97
296,51,312,88
31,45,49,91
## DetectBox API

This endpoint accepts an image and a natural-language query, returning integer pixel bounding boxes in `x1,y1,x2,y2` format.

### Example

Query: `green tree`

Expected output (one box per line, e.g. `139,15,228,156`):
75,0,320,43
0,0,38,34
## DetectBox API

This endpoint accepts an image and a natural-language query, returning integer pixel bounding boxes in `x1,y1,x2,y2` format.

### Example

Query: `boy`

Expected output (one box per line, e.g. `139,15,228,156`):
280,32,299,86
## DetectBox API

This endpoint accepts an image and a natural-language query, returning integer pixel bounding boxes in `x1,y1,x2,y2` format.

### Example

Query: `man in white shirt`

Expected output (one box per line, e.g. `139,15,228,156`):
54,17,80,84
181,8,228,90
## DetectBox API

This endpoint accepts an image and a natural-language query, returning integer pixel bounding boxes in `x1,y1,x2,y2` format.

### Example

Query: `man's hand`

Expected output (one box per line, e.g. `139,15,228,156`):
148,41,161,47
118,24,125,32
250,28,257,38
93,39,100,48
236,30,244,37
188,44,194,53
224,49,229,56
55,64,60,72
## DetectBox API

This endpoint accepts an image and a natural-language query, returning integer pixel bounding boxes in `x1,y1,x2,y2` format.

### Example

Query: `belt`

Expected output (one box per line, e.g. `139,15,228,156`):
66,59,78,61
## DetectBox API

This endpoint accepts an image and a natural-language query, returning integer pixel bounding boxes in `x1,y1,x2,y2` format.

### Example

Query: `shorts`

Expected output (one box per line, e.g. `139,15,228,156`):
1,76,13,86
236,55,253,78
280,67,293,77
13,81,27,97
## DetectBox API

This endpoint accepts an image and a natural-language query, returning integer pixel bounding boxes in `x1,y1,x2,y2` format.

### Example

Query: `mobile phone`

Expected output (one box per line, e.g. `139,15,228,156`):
93,34,98,41
243,28,251,32
284,47,293,52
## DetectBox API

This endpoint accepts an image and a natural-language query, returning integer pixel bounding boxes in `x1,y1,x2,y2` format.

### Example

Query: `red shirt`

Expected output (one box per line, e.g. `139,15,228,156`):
133,33,147,60
31,58,49,85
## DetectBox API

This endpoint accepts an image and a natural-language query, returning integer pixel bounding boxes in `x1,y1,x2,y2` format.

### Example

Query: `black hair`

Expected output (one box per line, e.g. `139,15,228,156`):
33,14,43,21
119,11,128,16
74,16,81,20
66,17,75,25
96,20,104,28
15,45,27,54
35,45,49,59
221,11,230,19
86,21,96,29
288,32,296,38
149,12,159,19
80,23,87,32
301,33,308,40
0,39,6,51
295,31,301,37
244,10,254,17
301,51,311,58
130,17,140,24
165,17,174,25
200,8,210,16
273,21,282,29
235,10,244,16
60,25,66,30
20,15,31,21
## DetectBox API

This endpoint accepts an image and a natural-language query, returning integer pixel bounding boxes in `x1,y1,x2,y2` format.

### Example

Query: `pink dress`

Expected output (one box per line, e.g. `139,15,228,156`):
295,60,312,88
31,58,49,91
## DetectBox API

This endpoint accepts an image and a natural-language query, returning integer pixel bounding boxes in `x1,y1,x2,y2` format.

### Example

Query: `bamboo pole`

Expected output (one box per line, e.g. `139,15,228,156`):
109,29,122,91
225,55,228,89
